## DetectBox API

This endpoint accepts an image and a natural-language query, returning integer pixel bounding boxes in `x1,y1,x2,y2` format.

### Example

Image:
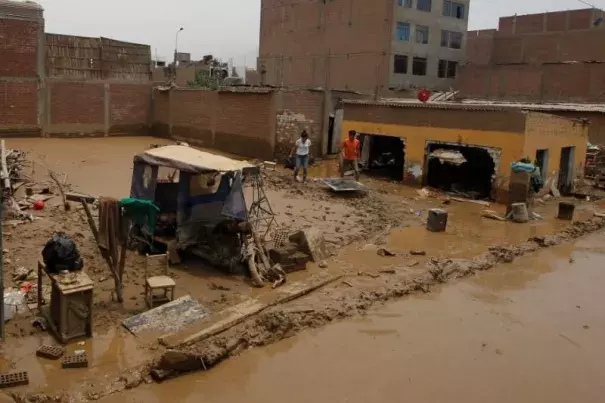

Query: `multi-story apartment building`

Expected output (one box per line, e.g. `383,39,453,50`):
258,0,470,93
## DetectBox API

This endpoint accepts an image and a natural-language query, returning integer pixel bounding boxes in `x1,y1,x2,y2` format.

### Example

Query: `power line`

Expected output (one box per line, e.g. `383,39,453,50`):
577,0,604,11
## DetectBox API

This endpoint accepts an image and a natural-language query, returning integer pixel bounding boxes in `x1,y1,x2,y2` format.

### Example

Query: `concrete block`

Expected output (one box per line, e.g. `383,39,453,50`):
427,209,448,232
288,227,328,262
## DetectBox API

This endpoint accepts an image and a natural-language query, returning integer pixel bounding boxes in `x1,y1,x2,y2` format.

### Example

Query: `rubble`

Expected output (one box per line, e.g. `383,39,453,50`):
289,228,328,262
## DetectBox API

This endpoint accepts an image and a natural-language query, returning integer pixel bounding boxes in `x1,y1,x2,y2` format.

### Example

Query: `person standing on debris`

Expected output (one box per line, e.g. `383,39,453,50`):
290,130,311,182
341,130,360,181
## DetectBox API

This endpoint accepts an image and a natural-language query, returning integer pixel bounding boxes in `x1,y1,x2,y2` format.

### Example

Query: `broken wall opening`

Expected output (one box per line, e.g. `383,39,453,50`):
425,142,496,200
359,134,405,181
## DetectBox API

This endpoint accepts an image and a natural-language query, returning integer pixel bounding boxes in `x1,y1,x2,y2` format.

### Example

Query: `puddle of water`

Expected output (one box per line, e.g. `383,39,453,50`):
8,137,173,198
106,232,605,403
330,199,592,275
0,327,149,394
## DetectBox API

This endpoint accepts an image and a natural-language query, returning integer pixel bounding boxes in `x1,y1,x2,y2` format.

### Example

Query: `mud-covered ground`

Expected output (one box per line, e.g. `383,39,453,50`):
1,137,604,402
1,138,416,341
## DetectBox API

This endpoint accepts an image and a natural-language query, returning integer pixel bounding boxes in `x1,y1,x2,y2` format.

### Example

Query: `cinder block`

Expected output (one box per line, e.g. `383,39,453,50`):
0,372,29,388
61,353,88,369
36,345,65,360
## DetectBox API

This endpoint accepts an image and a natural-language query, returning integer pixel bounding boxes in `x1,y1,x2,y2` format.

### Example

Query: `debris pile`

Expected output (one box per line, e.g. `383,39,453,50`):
1,141,32,219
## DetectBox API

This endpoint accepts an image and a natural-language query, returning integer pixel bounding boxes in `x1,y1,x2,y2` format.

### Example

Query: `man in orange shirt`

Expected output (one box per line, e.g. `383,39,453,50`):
341,130,360,181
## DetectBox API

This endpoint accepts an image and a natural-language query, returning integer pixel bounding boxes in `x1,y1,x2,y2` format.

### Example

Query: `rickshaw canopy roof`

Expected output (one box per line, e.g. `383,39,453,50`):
134,145,255,174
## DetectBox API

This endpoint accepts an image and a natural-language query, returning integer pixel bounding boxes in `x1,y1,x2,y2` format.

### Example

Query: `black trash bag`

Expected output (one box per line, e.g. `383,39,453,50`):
42,232,84,273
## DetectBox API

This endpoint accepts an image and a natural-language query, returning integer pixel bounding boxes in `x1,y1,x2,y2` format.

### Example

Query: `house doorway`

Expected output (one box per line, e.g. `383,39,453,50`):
424,142,497,200
535,149,548,180
358,134,405,181
558,146,575,195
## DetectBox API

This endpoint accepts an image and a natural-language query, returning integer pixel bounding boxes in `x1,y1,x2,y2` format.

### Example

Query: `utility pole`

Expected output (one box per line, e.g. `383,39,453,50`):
173,27,184,82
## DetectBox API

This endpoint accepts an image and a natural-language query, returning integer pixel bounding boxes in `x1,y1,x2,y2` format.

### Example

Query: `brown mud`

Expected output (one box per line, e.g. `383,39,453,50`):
62,217,605,403
1,137,604,401
106,233,605,403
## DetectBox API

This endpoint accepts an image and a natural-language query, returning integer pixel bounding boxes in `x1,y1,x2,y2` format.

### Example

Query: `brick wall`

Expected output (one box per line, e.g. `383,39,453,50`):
214,92,274,158
0,3,42,137
470,9,605,67
1,2,152,138
45,81,151,136
153,87,329,160
258,0,391,93
156,88,276,159
497,9,598,34
110,83,151,135
457,63,605,103
0,19,39,77
275,90,324,158
171,90,217,146
0,82,38,132
50,82,104,126
466,30,496,65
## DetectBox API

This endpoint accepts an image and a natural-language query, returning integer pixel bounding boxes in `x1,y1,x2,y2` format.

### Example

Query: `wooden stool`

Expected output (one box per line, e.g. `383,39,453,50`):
144,253,176,308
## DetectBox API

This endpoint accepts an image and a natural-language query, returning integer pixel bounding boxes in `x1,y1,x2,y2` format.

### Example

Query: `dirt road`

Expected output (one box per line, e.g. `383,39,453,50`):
104,231,605,403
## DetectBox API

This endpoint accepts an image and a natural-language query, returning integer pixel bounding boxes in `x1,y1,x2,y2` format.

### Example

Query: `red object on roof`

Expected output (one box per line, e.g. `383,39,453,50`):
418,89,431,103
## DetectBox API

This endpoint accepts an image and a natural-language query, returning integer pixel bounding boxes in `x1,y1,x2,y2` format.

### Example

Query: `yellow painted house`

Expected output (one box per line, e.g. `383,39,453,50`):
341,100,588,202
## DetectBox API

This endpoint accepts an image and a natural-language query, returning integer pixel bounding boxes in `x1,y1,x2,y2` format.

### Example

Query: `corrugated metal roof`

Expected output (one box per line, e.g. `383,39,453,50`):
461,100,605,113
343,99,524,112
344,98,605,114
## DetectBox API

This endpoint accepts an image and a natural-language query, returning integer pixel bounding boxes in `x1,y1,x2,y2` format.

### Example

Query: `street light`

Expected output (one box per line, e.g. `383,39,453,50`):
173,27,184,74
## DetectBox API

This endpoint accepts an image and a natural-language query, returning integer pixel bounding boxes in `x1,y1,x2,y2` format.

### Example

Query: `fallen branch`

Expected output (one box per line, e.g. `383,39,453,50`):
160,274,343,348
49,170,69,211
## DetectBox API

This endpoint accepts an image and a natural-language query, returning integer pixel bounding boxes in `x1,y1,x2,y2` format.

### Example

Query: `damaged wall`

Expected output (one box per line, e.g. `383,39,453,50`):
152,87,332,160
523,112,588,191
274,89,324,158
342,102,590,202
342,102,527,196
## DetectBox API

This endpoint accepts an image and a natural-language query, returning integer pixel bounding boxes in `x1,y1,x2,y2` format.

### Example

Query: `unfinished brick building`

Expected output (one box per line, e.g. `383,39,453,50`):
258,0,470,94
459,8,605,103
0,0,152,138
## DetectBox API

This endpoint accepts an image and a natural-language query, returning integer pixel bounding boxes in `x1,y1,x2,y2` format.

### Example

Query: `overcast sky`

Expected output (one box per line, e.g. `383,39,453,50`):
35,0,602,66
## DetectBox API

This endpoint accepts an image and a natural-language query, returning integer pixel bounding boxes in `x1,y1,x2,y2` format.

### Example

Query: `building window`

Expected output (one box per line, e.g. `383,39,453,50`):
441,30,463,49
438,59,458,78
415,25,429,44
394,55,408,74
412,57,427,76
417,0,432,12
396,22,411,41
443,1,465,19
398,0,412,7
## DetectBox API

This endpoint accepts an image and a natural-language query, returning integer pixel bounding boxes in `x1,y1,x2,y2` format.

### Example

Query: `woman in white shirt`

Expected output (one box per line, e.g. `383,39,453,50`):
290,130,311,182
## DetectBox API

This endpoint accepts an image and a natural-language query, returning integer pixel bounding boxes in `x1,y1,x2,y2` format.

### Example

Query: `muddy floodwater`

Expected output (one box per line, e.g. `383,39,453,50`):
107,232,605,403
4,136,605,402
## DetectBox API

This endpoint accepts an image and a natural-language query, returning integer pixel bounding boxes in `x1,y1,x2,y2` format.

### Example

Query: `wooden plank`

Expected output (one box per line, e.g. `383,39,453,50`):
159,274,342,348
451,197,491,207
66,192,96,204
